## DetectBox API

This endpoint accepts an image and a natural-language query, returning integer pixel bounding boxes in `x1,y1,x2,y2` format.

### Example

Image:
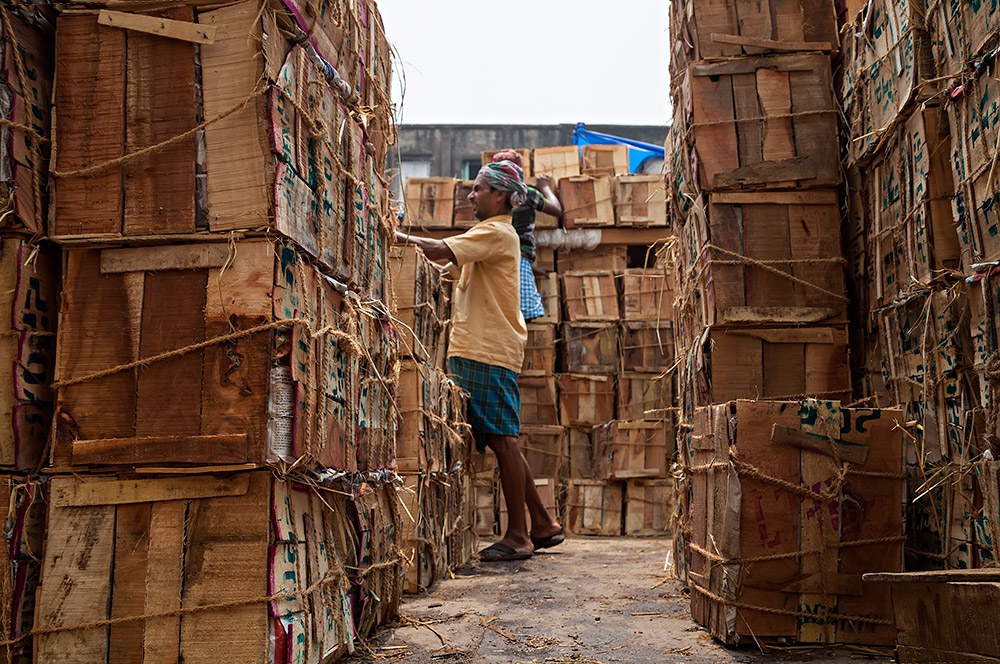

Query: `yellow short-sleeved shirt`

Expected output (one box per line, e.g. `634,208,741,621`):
442,216,527,372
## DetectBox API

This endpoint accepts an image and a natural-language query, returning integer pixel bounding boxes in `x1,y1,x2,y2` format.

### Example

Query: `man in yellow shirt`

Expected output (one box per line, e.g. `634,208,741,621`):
395,161,563,561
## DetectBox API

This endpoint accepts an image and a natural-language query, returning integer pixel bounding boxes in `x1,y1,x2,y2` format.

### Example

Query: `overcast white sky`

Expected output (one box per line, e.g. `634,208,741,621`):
375,0,671,126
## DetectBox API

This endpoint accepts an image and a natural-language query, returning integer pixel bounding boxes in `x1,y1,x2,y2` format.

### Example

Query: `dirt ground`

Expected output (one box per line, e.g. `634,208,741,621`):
349,537,897,664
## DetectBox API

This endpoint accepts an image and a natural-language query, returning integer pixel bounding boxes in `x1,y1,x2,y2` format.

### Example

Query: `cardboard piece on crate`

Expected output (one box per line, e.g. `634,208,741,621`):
560,176,615,228
625,479,673,537
453,180,476,228
557,246,628,275
518,426,566,478
500,477,559,534
54,241,375,472
684,190,847,327
566,479,622,536
614,175,667,227
533,273,561,324
523,323,557,376
532,146,580,181
685,53,840,191
563,323,619,374
482,149,532,176
390,245,446,362
0,476,45,664
926,0,1000,79
581,145,629,178
562,271,619,322
558,374,615,426
622,268,674,322
404,177,456,228
622,322,673,373
684,400,904,646
519,376,560,427
668,0,838,78
618,372,672,421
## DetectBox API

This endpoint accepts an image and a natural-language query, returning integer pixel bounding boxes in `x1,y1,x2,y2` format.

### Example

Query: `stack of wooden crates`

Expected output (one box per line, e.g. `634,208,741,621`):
667,0,906,646
0,2,416,662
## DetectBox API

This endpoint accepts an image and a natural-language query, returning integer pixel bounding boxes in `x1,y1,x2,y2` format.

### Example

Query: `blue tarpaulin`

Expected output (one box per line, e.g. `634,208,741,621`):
572,122,665,174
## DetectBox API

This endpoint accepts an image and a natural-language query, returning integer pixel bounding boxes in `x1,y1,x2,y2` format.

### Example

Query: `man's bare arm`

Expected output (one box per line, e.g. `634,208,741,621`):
533,173,563,217
395,230,458,263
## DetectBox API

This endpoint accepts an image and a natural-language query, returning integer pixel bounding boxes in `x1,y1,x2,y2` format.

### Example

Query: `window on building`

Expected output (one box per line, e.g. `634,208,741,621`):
461,159,481,181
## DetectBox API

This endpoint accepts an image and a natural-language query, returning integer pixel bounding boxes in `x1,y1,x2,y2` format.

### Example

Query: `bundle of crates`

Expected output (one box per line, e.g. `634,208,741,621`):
391,245,478,592
402,144,668,230
666,0,912,646
0,2,413,661
839,0,1000,574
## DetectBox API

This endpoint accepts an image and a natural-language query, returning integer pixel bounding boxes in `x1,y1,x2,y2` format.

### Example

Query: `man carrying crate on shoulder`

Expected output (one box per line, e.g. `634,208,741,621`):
395,160,564,562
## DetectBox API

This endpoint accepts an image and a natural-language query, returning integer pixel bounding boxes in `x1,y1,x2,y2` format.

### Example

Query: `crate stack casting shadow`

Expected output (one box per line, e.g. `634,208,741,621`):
0,2,416,662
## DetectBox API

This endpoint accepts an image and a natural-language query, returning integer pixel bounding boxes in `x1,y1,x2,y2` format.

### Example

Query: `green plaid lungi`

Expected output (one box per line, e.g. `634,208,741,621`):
448,356,520,453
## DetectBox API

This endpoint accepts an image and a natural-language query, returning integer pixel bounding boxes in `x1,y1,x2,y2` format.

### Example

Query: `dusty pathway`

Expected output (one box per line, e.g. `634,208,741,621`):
350,538,895,664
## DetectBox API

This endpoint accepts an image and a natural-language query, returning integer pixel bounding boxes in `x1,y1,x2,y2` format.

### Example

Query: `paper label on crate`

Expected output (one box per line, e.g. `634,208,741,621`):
267,366,296,463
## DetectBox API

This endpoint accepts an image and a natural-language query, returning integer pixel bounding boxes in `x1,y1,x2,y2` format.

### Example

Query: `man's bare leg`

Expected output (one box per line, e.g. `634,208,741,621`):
487,434,532,553
521,455,561,539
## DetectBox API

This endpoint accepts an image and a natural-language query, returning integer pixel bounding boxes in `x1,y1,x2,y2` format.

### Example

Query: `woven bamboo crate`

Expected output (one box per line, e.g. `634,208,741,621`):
562,271,619,322
404,177,456,229
558,373,615,427
518,375,560,427
518,425,566,478
614,175,667,228
560,176,615,229
53,240,396,472
522,323,557,376
581,145,628,178
625,478,673,537
532,146,580,182
34,472,399,662
562,322,618,374
566,479,622,536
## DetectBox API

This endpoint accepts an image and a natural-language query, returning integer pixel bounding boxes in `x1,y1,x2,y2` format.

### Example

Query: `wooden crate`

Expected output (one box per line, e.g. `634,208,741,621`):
53,240,386,472
482,148,532,176
557,246,628,274
400,473,436,593
532,146,580,181
560,176,615,228
533,273,561,324
622,322,673,372
618,372,672,421
563,323,618,374
562,271,619,322
693,326,851,406
683,400,904,645
522,323,557,376
668,0,838,79
680,190,847,327
581,145,629,177
926,0,1000,78
0,239,58,471
614,175,667,227
35,472,376,662
0,8,54,235
473,477,496,537
452,180,476,228
558,373,615,426
567,426,596,479
525,176,560,229
868,570,1000,663
52,4,392,290
595,420,675,479
535,246,556,272
682,53,840,191
566,479,622,536
397,361,456,474
390,245,446,361
518,425,566,477
625,479,673,537
622,268,673,322
518,375,560,427
404,177,456,228
500,477,559,534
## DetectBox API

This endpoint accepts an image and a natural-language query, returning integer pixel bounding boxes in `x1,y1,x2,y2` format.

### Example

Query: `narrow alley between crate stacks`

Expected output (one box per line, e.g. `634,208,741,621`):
349,538,894,664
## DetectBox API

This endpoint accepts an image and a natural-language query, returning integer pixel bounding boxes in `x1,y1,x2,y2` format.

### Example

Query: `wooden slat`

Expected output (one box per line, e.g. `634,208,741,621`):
143,501,185,663
710,33,833,52
101,244,232,273
51,473,251,506
771,424,869,464
109,502,151,663
99,9,218,44
70,434,249,466
711,190,838,205
53,15,126,236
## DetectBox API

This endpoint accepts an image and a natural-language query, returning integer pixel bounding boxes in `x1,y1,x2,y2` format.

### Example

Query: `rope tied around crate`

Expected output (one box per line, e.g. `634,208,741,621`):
688,584,894,627
687,535,908,566
696,244,849,302
50,317,365,390
686,108,837,131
